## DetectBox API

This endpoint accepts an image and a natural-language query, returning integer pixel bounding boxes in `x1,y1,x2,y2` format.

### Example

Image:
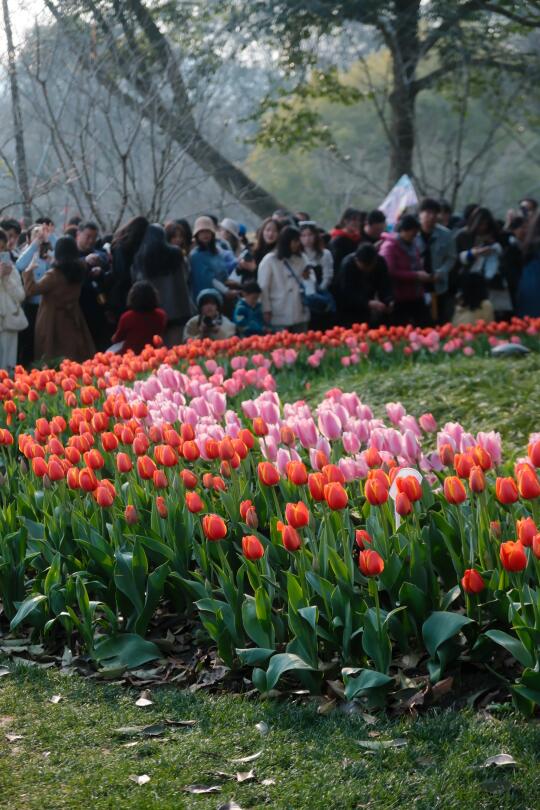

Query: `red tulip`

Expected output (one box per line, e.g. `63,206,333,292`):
516,517,537,547
471,445,492,471
469,466,486,494
180,469,198,489
185,491,204,513
152,469,168,489
443,476,467,505
116,452,133,473
355,529,372,549
242,535,264,561
395,491,412,516
454,453,474,479
47,457,65,481
124,505,138,525
308,472,326,501
205,438,219,459
257,461,280,487
154,444,178,467
287,461,308,486
79,467,98,492
496,477,519,504
364,446,382,468
280,523,302,552
500,540,527,572
202,514,227,541
156,496,168,518
95,485,114,508
365,478,389,506
137,455,157,480
517,467,540,500
252,417,268,436
359,549,384,576
285,501,310,528
218,437,235,461
396,475,422,502
461,568,485,594
182,440,200,462
439,443,455,467
238,428,254,449
322,464,345,484
84,449,105,470
528,440,540,468
324,482,348,510
101,432,118,452
66,467,80,489
533,533,540,560
132,435,150,455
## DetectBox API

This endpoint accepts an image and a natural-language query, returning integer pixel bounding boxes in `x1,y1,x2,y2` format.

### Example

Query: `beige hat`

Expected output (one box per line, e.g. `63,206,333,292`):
219,217,240,239
193,216,217,237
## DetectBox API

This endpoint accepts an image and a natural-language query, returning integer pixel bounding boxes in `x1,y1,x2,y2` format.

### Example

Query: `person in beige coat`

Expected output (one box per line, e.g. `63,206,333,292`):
257,226,310,332
0,231,27,371
23,236,96,363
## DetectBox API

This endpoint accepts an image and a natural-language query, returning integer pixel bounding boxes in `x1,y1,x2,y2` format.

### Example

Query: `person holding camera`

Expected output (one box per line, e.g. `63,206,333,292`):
15,224,54,365
183,288,236,342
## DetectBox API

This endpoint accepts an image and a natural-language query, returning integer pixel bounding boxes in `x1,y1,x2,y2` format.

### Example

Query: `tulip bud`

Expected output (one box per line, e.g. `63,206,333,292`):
116,452,133,473
287,461,308,486
359,549,384,576
395,491,412,516
285,501,310,528
490,520,501,538
365,478,389,506
469,466,485,494
180,469,198,489
324,482,348,510
495,477,519,505
125,505,138,525
438,443,455,467
355,529,372,549
461,568,485,594
257,461,280,487
308,472,326,501
516,517,537,547
156,496,168,518
153,469,168,489
443,476,467,505
202,514,227,541
280,523,302,552
242,535,265,561
185,491,204,513
517,467,540,500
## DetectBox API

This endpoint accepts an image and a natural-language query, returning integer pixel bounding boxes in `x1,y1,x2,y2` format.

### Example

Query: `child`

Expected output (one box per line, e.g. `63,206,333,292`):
183,288,236,341
233,281,265,336
0,229,27,371
111,281,167,354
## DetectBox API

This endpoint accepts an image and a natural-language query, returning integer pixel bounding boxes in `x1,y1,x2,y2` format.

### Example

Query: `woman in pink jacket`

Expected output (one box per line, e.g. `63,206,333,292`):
379,215,432,326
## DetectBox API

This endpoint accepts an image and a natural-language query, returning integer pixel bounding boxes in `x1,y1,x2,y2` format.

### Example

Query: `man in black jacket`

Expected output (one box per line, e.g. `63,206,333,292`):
334,243,394,327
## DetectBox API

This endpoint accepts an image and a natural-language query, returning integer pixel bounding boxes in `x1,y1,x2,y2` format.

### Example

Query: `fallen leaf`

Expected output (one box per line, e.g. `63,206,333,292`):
164,718,196,727
5,734,23,743
255,721,269,736
49,695,62,704
43,751,51,758
236,769,255,783
135,689,153,707
184,785,221,794
0,667,10,678
129,774,151,786
0,717,14,728
114,724,166,738
317,699,336,716
360,713,378,725
123,742,139,748
230,751,262,764
482,753,517,769
261,778,276,786
217,803,243,810
358,738,407,751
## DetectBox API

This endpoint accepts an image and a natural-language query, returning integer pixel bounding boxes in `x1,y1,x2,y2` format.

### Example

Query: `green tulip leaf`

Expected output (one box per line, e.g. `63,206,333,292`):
93,633,161,670
485,629,535,669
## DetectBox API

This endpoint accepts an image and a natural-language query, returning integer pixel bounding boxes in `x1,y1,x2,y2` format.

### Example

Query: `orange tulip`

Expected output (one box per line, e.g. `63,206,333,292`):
180,469,198,489
355,529,372,549
364,446,382,468
156,496,168,518
95,485,114,508
359,549,384,576
252,417,268,436
84,449,105,470
322,464,345,484
285,501,310,528
205,438,220,459
280,523,302,552
79,467,98,492
116,452,133,473
469,466,486,494
471,445,492,471
395,491,412,516
185,491,204,513
516,517,537,547
47,457,65,481
443,476,467,505
365,478,389,506
517,467,540,500
124,505,138,525
137,455,156,480
286,461,308,486
182,440,200,462
218,437,235,461
238,428,254,449
308,472,326,501
495,477,519,504
202,514,227,541
396,475,422,502
528,440,540,468
152,469,168,489
499,540,527,572
257,461,280,487
454,453,474,479
324,482,348,510
438,443,455,467
461,568,485,594
66,467,80,489
242,535,265,561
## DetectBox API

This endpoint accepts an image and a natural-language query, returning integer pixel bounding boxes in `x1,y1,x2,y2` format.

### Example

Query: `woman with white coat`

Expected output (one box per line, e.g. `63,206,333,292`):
0,237,27,371
258,226,310,332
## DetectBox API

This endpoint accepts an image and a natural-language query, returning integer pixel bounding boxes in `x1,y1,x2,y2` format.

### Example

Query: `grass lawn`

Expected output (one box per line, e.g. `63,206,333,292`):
1,666,540,810
2,352,540,809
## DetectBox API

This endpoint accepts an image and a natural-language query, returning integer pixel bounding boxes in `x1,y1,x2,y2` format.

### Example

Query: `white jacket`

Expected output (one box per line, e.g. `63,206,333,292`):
0,266,27,331
258,252,309,328
302,247,334,290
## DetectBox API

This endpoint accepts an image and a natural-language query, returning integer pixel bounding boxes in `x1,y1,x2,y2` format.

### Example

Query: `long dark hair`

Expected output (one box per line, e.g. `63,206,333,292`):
336,207,364,230
299,222,323,257
194,233,217,254
523,211,540,262
53,236,86,284
132,224,183,279
276,226,301,261
468,207,499,242
111,216,149,262
254,217,280,265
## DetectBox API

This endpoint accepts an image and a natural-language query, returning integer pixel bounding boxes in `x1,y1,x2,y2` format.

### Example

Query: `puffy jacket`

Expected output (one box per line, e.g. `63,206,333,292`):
379,233,424,303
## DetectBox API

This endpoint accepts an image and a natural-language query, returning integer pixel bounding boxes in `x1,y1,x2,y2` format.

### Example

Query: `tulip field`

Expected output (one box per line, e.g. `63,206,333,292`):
2,318,540,808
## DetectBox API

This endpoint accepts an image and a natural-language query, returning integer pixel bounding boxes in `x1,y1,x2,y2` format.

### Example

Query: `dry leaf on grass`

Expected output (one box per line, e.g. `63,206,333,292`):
230,751,262,764
129,774,151,786
184,784,221,794
135,689,153,707
217,803,244,810
49,695,62,704
358,738,407,751
5,734,23,743
0,667,10,678
236,769,255,783
481,753,517,769
255,721,269,736
261,778,276,786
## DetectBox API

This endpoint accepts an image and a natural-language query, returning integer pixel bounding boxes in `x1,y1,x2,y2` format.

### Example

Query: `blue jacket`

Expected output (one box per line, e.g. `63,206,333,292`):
16,242,52,304
233,298,264,336
189,246,229,299
517,255,540,317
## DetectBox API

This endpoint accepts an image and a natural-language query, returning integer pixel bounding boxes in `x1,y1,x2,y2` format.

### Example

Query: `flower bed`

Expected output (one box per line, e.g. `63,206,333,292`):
1,320,540,713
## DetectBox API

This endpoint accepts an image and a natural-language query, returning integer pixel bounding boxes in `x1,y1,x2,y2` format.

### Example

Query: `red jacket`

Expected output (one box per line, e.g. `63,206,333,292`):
378,233,424,303
112,308,167,354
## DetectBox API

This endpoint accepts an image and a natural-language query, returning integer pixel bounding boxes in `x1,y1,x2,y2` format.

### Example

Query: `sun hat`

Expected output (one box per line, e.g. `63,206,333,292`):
193,216,217,237
196,288,223,308
219,217,240,239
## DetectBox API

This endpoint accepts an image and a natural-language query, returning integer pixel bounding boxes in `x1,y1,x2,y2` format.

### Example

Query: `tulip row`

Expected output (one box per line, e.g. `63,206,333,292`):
0,337,539,713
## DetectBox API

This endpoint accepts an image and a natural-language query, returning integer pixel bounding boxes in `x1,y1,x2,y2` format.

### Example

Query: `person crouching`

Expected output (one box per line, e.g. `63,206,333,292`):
183,288,236,341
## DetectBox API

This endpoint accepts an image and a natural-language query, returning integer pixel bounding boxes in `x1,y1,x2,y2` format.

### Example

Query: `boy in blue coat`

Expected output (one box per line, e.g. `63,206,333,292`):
233,282,265,336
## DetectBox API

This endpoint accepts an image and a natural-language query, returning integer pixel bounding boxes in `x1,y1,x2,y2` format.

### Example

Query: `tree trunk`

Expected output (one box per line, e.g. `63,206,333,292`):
2,0,32,223
386,0,421,186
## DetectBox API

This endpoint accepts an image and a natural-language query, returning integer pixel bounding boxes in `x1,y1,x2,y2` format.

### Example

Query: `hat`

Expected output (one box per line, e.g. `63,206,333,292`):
196,288,223,308
238,223,247,237
219,217,240,239
193,216,217,237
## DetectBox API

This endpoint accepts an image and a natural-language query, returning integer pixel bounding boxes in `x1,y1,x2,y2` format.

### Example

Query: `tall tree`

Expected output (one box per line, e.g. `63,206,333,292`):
2,0,32,222
225,0,535,185
40,0,284,218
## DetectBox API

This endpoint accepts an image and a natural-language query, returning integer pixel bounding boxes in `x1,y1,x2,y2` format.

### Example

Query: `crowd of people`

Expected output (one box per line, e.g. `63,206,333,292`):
0,195,539,369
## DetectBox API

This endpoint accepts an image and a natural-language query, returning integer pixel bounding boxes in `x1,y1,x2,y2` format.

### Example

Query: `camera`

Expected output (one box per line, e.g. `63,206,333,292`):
239,248,254,263
203,315,218,328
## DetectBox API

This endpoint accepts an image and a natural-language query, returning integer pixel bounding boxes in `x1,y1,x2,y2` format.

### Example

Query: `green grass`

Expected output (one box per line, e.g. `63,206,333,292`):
287,353,540,454
1,666,540,810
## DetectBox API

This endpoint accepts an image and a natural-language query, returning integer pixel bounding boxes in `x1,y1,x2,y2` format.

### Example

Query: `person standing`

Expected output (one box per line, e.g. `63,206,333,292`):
517,212,540,318
416,198,456,324
334,243,393,328
379,215,431,326
22,236,95,363
501,215,528,312
0,231,27,371
258,226,310,332
328,208,364,273
361,210,387,245
15,224,54,365
108,216,149,322
76,221,112,351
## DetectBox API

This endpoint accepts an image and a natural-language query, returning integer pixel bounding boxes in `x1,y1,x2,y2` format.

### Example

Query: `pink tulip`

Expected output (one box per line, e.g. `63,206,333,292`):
343,432,360,454
296,419,318,448
386,402,406,425
318,410,342,441
419,413,437,432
